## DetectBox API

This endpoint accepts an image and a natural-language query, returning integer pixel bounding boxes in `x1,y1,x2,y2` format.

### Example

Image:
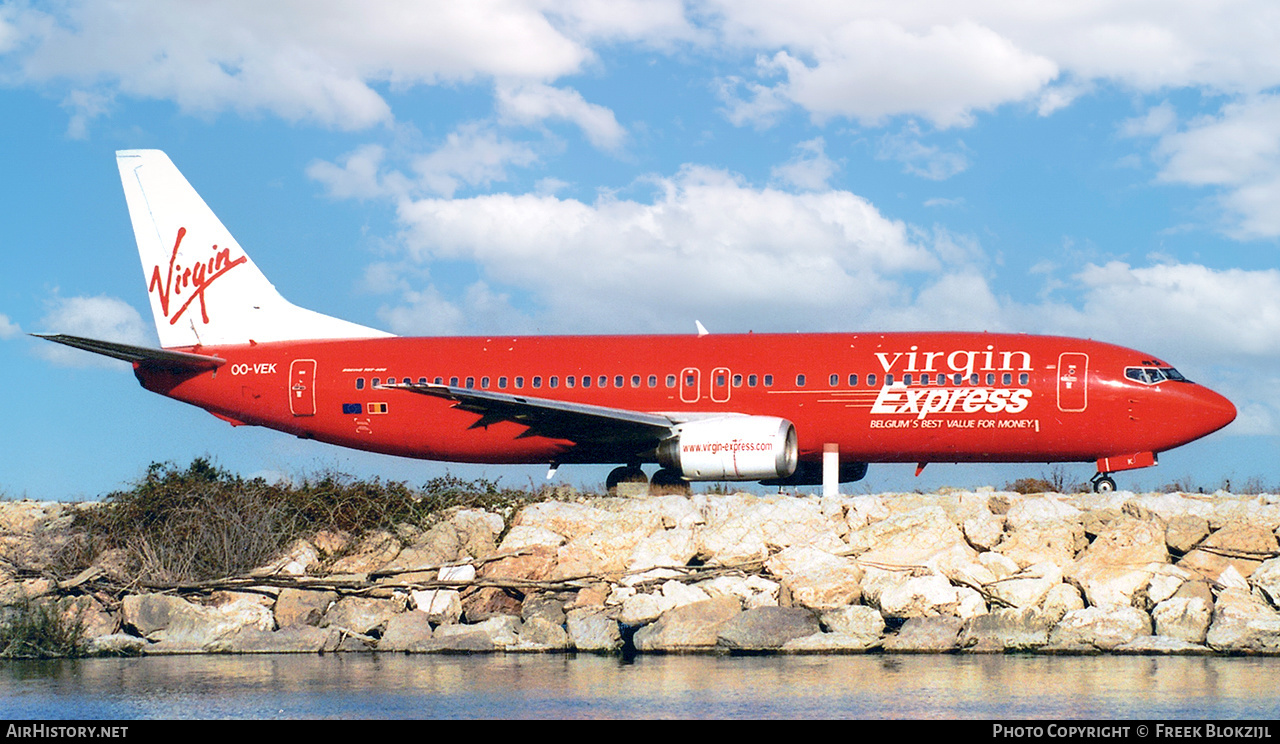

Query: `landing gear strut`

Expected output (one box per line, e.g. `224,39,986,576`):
1091,473,1117,493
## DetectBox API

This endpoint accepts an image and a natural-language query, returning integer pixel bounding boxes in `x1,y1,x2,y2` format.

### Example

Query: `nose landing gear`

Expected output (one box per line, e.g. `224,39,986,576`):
1091,473,1117,493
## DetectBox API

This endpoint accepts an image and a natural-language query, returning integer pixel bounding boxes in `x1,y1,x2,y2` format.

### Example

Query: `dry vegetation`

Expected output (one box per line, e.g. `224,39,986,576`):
68,458,552,585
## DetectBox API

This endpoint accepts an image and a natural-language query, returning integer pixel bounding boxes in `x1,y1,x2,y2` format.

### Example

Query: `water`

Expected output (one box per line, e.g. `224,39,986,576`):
2,654,1278,719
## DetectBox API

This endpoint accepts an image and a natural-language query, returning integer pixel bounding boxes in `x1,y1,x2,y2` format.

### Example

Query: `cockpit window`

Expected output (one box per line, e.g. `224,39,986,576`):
1125,366,1188,385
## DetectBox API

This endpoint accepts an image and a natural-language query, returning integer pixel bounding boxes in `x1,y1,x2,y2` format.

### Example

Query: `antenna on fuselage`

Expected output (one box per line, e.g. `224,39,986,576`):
695,320,709,337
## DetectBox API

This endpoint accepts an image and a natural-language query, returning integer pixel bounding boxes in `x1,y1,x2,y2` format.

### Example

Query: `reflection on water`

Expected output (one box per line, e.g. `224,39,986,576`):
2,654,1278,719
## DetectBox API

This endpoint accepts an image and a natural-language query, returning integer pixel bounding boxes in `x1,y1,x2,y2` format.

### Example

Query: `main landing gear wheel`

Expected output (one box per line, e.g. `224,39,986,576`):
606,465,648,495
650,468,691,496
1091,474,1117,493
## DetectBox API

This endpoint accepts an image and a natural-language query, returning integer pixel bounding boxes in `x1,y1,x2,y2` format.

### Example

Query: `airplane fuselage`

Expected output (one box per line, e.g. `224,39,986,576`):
136,331,1237,475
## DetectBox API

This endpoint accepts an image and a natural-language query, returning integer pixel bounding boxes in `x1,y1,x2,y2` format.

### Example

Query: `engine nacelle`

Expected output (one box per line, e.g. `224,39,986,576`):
656,416,798,481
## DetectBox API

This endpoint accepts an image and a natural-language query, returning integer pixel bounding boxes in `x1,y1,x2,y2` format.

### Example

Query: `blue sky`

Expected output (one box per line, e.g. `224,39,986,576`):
2,1,1278,499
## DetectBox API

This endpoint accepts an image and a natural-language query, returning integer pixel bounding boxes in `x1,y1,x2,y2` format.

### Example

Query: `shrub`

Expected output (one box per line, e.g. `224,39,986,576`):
73,458,553,584
0,600,86,659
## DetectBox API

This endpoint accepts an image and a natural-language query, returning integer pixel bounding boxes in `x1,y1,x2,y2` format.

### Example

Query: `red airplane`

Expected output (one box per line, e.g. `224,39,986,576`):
38,151,1237,494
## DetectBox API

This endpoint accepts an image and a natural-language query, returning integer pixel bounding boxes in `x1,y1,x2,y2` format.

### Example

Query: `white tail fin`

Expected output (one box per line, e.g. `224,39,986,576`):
116,149,392,348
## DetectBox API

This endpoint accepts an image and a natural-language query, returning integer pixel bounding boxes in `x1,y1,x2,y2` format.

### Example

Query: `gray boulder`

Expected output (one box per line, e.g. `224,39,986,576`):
633,596,741,653
208,625,338,653
1066,517,1168,608
566,607,622,652
1151,596,1213,644
882,616,964,652
273,588,336,628
1048,606,1153,651
1205,588,1280,653
122,593,274,650
716,606,820,651
379,611,435,652
960,607,1055,652
321,595,407,636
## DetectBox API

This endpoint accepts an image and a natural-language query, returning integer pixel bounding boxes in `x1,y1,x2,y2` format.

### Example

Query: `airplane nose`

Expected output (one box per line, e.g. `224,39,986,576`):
1195,386,1237,436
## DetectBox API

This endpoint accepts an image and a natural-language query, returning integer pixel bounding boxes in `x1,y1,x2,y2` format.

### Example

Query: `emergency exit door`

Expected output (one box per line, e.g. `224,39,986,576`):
289,359,317,416
1057,352,1088,412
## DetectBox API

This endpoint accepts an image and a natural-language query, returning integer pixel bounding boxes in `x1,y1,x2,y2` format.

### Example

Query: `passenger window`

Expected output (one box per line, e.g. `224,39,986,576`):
582,376,591,388
434,377,443,385
550,376,558,388
372,378,381,388
616,375,625,388
903,374,913,385
599,376,608,388
829,373,839,387
1002,373,1012,385
733,374,742,387
450,376,459,387
1019,373,1029,385
666,374,676,388
796,374,806,387
648,375,657,387
867,373,877,386
481,377,490,389
356,378,365,390
748,374,758,387
566,376,575,388
920,374,930,385
848,374,858,386
418,377,427,385
515,376,524,389
465,377,475,388
764,374,773,387
499,377,508,389
954,373,963,385
533,376,542,388
985,373,995,385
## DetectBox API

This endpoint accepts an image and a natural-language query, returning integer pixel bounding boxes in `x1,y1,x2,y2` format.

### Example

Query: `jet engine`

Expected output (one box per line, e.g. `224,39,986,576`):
655,416,798,481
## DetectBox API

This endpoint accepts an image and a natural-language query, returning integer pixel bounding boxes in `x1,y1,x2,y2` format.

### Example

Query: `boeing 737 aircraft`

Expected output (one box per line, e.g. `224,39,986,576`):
38,151,1237,494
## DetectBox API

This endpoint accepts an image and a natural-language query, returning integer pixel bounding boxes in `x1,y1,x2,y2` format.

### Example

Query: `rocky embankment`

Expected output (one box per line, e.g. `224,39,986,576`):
5,488,1280,656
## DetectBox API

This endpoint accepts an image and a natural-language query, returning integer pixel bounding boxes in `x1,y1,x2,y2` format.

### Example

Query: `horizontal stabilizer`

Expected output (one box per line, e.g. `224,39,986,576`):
32,334,225,371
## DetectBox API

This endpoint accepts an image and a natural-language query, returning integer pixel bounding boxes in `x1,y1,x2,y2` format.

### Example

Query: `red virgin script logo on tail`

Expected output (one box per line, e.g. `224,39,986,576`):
149,227,248,326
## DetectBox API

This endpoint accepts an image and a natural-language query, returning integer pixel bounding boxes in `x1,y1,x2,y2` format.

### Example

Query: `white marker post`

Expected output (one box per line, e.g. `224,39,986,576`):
823,443,839,497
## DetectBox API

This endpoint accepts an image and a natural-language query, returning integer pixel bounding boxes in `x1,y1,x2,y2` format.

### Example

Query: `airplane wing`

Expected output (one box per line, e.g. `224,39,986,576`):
386,382,678,460
32,333,225,372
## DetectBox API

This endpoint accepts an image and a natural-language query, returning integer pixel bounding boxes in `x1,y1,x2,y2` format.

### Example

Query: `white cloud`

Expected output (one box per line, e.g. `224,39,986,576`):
876,125,970,180
60,88,112,139
6,0,592,131
495,82,626,151
35,295,152,368
1120,101,1178,139
411,123,539,197
760,21,1058,129
378,281,535,336
386,165,948,333
1148,95,1280,238
307,144,401,200
1037,261,1280,362
309,125,538,200
0,313,20,339
769,137,839,191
